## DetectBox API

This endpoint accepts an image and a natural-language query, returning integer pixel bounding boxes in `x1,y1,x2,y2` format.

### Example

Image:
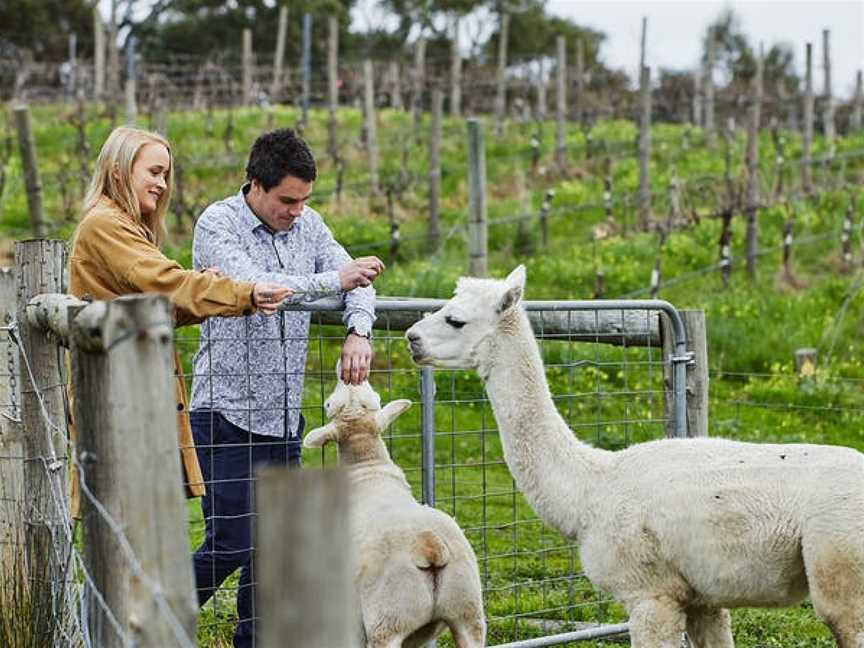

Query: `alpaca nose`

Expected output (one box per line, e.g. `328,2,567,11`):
406,330,420,343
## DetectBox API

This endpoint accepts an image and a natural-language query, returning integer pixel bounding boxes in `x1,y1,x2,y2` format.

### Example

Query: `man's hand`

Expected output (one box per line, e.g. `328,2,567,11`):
340,333,373,384
252,283,294,315
339,256,385,291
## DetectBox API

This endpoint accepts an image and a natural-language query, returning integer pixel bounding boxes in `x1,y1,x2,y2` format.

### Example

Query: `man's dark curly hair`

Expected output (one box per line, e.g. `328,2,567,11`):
246,128,317,190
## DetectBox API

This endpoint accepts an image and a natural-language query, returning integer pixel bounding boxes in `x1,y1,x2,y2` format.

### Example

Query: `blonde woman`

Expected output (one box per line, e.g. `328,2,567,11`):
69,126,291,508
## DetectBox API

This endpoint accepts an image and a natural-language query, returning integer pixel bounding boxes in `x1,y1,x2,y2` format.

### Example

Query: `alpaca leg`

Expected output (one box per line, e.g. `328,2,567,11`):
447,616,487,648
685,607,734,648
804,539,864,647
628,597,686,648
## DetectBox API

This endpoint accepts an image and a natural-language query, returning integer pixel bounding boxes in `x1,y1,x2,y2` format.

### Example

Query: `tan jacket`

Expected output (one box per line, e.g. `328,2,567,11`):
68,197,255,513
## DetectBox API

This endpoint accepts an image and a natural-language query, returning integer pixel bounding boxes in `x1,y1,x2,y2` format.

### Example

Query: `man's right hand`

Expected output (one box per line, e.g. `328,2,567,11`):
339,256,385,291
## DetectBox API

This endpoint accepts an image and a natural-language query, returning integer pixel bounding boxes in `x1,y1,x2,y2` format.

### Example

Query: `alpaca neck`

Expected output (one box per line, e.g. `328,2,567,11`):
480,308,605,537
338,433,412,491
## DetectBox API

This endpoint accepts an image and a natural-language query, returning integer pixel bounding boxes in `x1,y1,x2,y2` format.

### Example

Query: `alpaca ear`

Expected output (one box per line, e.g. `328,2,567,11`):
376,399,412,430
497,265,525,314
303,421,338,448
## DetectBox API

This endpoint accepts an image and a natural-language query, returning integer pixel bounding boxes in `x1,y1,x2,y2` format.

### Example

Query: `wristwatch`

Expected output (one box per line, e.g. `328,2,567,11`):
346,326,371,339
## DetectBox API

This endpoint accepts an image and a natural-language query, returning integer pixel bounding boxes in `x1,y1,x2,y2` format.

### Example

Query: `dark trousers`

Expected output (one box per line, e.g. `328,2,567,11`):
190,410,303,648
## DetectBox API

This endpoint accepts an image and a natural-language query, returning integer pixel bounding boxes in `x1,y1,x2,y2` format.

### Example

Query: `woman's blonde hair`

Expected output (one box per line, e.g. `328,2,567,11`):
80,126,173,246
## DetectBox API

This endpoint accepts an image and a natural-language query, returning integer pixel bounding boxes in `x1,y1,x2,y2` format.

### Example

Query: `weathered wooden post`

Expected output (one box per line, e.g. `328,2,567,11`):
638,64,652,230
494,12,510,136
68,294,197,647
270,5,288,101
389,61,403,110
301,13,312,125
662,310,708,438
258,468,355,648
412,37,427,137
242,28,253,106
802,43,814,194
14,240,69,638
13,105,46,238
536,59,547,122
554,36,567,170
745,45,764,279
93,5,105,101
428,86,443,252
852,70,863,132
691,69,702,126
327,14,339,161
467,119,488,277
822,29,835,150
107,0,120,105
363,59,379,195
124,35,138,124
449,13,462,118
0,267,23,583
704,26,716,140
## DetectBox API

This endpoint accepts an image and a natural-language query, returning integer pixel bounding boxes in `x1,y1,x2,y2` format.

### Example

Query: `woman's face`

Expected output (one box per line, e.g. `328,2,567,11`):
130,142,170,216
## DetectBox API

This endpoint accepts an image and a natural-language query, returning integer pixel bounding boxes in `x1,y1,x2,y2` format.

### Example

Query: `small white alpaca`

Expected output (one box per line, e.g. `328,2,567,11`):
303,370,486,648
405,265,864,648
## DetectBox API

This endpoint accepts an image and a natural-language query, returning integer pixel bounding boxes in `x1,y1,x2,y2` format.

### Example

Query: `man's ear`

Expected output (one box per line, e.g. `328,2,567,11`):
303,421,338,448
375,399,412,431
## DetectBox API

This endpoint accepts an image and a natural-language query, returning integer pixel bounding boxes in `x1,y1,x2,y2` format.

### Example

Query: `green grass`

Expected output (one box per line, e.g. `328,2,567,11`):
4,102,864,646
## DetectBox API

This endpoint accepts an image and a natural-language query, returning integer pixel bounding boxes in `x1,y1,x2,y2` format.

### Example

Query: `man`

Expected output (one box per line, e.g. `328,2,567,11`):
189,128,384,647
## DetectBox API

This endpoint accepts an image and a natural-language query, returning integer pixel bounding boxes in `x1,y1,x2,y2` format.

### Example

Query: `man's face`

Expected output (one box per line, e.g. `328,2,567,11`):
247,174,313,231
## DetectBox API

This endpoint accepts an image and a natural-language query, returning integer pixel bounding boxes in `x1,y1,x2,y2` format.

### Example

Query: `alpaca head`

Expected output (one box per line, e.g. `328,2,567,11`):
304,362,412,452
405,265,526,369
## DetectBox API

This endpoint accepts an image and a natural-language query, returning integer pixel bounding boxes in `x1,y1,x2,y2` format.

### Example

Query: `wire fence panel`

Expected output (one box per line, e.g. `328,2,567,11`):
178,299,683,646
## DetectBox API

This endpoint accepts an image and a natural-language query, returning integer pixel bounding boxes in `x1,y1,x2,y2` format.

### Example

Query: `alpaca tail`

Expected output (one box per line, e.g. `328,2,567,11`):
412,530,450,572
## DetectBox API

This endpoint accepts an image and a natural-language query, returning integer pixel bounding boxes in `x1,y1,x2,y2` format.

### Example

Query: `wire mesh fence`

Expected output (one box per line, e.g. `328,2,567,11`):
174,298,685,646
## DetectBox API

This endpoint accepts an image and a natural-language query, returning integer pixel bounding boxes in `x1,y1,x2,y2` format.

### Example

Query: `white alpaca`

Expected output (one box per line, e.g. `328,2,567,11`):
405,265,864,648
303,371,486,648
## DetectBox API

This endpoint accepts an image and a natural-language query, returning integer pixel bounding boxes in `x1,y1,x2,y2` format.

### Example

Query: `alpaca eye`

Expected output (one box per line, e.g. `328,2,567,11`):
445,316,466,329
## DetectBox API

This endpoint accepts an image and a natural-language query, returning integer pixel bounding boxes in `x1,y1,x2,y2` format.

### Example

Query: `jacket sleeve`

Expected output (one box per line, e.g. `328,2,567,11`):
78,212,255,324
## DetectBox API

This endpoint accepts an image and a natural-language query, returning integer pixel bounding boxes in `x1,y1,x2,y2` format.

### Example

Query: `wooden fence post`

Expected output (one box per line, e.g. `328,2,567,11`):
69,295,197,647
704,26,716,140
536,59,547,122
852,70,863,132
428,86,443,251
389,61,403,110
363,60,379,195
555,36,567,170
638,65,652,230
449,13,462,118
662,310,709,438
13,105,46,238
494,12,510,136
0,267,23,583
107,0,120,105
300,13,312,126
257,468,356,648
242,28,253,106
412,37,427,139
124,35,138,124
802,43,814,194
745,45,764,279
327,14,339,161
14,240,70,639
467,118,488,277
822,29,835,150
271,5,288,101
93,5,105,101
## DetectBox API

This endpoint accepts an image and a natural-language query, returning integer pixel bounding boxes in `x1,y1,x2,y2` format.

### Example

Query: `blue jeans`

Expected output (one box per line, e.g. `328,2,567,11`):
190,410,303,648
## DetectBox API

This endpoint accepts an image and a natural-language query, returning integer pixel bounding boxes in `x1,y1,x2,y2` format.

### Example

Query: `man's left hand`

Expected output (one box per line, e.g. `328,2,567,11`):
341,333,372,384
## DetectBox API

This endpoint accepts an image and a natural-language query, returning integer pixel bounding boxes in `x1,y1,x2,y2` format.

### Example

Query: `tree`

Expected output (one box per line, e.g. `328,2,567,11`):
0,0,94,61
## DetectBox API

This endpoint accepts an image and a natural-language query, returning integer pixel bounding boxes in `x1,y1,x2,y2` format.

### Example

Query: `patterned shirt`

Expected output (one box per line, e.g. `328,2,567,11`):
190,186,375,438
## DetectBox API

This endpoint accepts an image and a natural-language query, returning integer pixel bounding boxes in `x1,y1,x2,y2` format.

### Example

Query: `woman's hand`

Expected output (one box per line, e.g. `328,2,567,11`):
253,283,294,315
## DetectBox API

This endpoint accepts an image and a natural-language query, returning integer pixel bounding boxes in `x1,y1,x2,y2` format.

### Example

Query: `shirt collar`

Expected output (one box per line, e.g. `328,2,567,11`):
237,183,306,235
